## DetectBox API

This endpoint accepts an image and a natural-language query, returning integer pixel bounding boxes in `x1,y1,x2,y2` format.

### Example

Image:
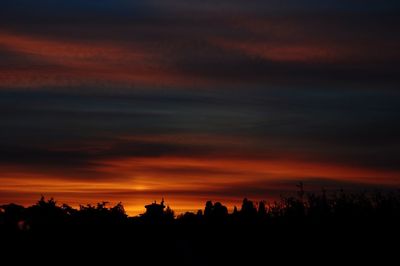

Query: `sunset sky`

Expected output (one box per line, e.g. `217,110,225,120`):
1,1,400,215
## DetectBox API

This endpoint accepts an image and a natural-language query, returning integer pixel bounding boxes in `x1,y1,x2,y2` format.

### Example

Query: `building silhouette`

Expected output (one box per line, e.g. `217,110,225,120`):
144,199,165,219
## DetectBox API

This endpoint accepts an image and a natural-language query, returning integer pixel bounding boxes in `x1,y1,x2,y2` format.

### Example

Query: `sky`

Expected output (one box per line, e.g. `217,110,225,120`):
1,1,400,215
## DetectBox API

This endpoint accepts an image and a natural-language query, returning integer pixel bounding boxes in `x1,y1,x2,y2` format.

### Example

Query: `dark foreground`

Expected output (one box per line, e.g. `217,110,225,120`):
1,191,400,264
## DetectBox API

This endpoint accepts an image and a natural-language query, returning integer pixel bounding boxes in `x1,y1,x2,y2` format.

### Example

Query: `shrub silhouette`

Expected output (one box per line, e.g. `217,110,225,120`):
1,189,400,265
1,189,400,230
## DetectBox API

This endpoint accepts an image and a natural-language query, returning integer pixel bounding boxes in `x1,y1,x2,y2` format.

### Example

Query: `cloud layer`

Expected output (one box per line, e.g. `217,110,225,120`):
1,1,400,214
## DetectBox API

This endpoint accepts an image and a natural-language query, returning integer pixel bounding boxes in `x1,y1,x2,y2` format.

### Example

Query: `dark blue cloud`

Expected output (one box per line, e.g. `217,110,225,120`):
0,0,399,188
1,87,399,172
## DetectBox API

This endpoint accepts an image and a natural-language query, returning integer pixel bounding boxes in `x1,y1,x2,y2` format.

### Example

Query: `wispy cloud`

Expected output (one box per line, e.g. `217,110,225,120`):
1,0,400,214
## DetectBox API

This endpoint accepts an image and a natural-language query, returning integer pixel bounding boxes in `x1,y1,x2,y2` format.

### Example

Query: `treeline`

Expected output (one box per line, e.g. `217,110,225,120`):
1,188,400,232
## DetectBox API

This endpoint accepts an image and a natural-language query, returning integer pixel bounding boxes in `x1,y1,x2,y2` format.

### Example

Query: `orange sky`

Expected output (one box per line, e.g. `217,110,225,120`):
1,1,400,216
1,155,399,215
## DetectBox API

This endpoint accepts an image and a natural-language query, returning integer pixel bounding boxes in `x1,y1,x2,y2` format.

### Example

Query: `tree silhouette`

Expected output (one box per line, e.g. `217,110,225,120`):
1,189,400,231
258,201,267,218
240,198,257,220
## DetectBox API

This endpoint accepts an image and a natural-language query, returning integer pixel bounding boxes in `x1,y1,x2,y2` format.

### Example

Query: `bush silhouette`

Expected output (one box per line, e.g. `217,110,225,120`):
1,189,400,230
1,189,400,265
